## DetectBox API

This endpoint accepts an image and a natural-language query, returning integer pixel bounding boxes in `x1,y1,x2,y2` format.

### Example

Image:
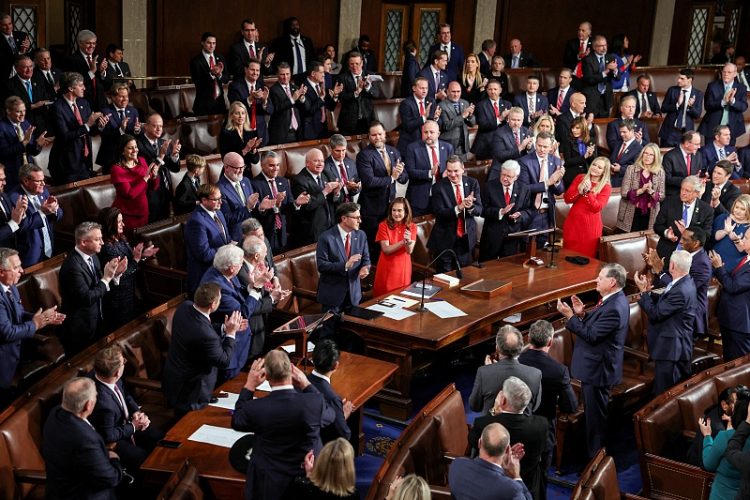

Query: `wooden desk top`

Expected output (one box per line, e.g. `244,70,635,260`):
345,249,603,350
141,352,397,482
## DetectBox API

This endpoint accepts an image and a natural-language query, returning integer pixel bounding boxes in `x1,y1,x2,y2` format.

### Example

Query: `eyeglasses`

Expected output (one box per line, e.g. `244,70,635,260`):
207,197,222,202
345,215,362,220
226,165,246,170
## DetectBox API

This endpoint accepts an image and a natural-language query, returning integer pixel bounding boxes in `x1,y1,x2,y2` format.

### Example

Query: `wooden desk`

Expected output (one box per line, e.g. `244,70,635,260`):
141,352,397,498
345,249,603,419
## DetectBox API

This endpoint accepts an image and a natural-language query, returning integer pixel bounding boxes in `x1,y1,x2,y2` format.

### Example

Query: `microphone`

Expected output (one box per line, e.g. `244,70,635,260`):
417,248,462,313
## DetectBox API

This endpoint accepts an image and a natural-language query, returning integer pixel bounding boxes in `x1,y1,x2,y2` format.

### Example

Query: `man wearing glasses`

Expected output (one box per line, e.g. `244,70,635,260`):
217,152,260,241
185,183,231,294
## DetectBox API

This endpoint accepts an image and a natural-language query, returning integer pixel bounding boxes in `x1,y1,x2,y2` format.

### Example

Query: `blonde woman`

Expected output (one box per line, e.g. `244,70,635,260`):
531,115,559,157
220,101,262,166
562,156,612,257
286,438,358,499
460,53,487,104
713,194,750,271
616,143,665,232
386,474,431,500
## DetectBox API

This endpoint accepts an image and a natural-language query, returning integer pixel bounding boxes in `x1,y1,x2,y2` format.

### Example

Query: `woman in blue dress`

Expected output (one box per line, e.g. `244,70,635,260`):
712,194,750,271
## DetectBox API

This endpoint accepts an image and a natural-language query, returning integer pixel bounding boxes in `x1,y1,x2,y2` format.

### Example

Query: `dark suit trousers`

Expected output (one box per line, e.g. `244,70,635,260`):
116,425,164,472
582,383,610,459
653,360,691,395
434,236,470,273
721,327,750,362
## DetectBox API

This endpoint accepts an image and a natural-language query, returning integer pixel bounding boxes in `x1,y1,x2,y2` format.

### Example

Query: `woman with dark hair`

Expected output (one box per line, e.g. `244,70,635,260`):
111,134,160,234
559,116,597,186
284,438,359,499
610,34,642,92
322,44,342,74
97,206,159,332
401,41,420,98
372,197,417,297
219,101,262,166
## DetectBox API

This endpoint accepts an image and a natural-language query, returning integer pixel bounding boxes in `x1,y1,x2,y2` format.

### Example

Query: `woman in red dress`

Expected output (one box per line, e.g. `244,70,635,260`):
111,134,160,234
562,156,612,258
373,197,417,297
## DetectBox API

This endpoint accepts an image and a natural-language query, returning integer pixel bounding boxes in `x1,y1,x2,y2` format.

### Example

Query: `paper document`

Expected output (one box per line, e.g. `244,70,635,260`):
503,313,522,323
188,424,253,448
384,295,418,308
208,392,240,410
424,301,467,318
367,303,416,320
281,341,316,355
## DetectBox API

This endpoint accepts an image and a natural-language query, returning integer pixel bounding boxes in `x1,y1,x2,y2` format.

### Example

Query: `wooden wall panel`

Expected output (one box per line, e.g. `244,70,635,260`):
94,0,122,53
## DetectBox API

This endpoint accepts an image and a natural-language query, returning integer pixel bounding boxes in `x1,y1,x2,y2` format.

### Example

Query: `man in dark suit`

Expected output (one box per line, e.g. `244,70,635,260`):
658,69,704,147
662,131,705,198
698,63,748,146
269,17,315,77
89,344,163,473
554,92,594,145
227,59,272,147
427,155,482,272
49,72,103,185
189,32,229,116
547,70,574,120
324,134,360,205
291,148,342,248
343,35,378,74
488,107,532,176
0,164,28,250
97,83,140,173
710,231,750,361
337,52,375,136
163,283,244,413
512,74,549,127
43,377,123,500
438,81,475,159
251,151,296,254
356,121,407,258
217,152,259,242
10,164,62,267
636,250,697,395
469,377,548,500
137,112,182,222
228,18,272,80
63,30,111,111
701,160,741,215
480,160,533,261
470,80,511,160
654,175,714,261
699,125,744,179
0,248,64,401
104,44,131,82
310,339,352,443
396,76,436,156
504,38,540,68
469,325,542,415
185,184,231,294
404,119,453,217
33,48,62,98
417,49,448,103
0,95,52,188
267,62,304,145
581,35,618,118
609,119,644,188
450,423,532,500
562,21,592,71
557,263,630,458
4,55,53,132
606,95,650,151
478,39,496,76
428,23,465,83
627,73,662,118
0,14,30,80
736,56,750,87
299,61,336,140
174,154,205,216
59,222,127,356
231,350,335,500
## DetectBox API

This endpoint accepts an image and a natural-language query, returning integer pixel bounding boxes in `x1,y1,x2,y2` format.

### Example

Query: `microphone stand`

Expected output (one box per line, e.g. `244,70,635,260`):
547,200,558,269
417,248,463,313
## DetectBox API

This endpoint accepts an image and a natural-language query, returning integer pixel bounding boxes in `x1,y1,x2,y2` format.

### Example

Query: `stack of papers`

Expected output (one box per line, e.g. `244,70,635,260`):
188,424,252,448
423,301,467,318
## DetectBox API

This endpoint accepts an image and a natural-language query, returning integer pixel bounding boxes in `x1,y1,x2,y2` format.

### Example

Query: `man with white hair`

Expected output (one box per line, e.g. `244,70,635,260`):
291,147,342,247
635,250,697,394
699,63,748,146
64,29,111,110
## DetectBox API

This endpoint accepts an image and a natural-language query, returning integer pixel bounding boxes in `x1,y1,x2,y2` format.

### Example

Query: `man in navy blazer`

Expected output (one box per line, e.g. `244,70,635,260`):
557,263,629,458
418,49,449,102
605,95,650,152
701,160,741,215
487,108,532,179
609,120,644,188
0,14,30,80
316,202,370,314
658,69,704,147
428,24,465,83
137,112,182,223
449,423,532,500
336,53,375,136
512,75,548,127
636,250,697,395
404,120,453,216
43,378,123,500
699,125,744,179
698,63,748,146
96,83,140,173
0,95,51,188
654,176,714,261
710,231,750,361
547,69,574,117
63,30,112,111
5,55,54,133
580,36,618,118
163,284,243,413
626,74,662,118
471,80,511,160
217,152,259,243
185,184,231,294
427,156,482,272
227,59,272,147
396,76,436,156
251,151,295,254
227,19,272,80
232,351,335,500
662,131,705,198
0,164,28,250
299,62,337,140
310,340,352,443
189,32,229,116
323,134,360,205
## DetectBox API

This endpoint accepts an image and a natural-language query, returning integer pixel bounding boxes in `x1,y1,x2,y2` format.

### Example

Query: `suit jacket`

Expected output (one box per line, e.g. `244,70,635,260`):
658,86,704,146
512,93,549,127
0,192,22,250
698,80,748,141
0,284,35,389
323,156,359,203
654,197,714,259
217,174,255,242
662,146,705,197
9,185,61,266
626,89,662,117
640,276,696,361
4,73,53,131
184,207,230,293
251,173,292,251
0,31,28,80
96,104,140,172
232,385,335,500
581,52,615,116
267,81,303,144
59,250,108,355
554,110,598,145
609,140,643,188
401,53,421,97
173,173,201,215
34,66,62,99
437,97,475,156
478,51,491,76
309,373,351,443
227,40,270,79
163,301,235,411
337,71,375,135
547,86,573,114
63,52,112,110
404,139,453,216
270,34,315,75
227,77,272,146
427,42,465,82
470,97,512,159
356,145,407,222
396,96,436,155
189,52,229,116
449,456,532,500
488,126,531,175
300,79,336,140
89,378,140,444
714,260,750,332
504,51,540,69
479,181,533,261
316,225,370,308
701,180,741,216
739,147,750,179
136,133,180,222
42,406,123,500
49,97,97,185
518,152,565,224
518,348,578,420
0,117,43,187
566,290,630,386
605,117,650,152
417,65,448,101
291,168,341,247
563,37,593,71
699,144,743,179
427,176,483,256
468,358,542,414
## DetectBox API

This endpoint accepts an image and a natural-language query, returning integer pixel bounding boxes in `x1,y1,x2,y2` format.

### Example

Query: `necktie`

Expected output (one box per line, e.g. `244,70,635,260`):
87,256,97,279
536,158,547,208
213,214,227,242
719,148,726,160
597,57,606,93
209,55,219,98
528,95,535,115
345,233,351,258
514,130,520,146
24,80,32,101
113,384,130,420
579,40,585,56
34,195,52,257
0,195,7,218
193,177,200,192
114,63,123,77
268,179,282,229
293,38,304,74
46,71,54,86
493,101,500,120
664,280,675,294
317,85,326,122
118,109,125,123
248,44,256,59
686,154,692,174
380,149,392,175
556,90,564,110
14,124,27,164
338,162,348,184
234,181,245,204
721,84,732,125
732,255,748,275
641,93,648,116
434,72,440,92
679,90,689,128
453,101,460,114
677,204,689,249
284,85,298,130
248,88,257,129
87,56,96,91
71,103,90,157
7,35,16,54
419,100,425,117
513,55,519,69
317,175,325,190
617,142,626,161
504,187,511,205
431,146,440,179
454,184,465,237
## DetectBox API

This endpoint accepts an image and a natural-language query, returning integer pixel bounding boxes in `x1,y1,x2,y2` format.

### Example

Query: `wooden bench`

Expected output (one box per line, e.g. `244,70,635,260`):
571,448,648,499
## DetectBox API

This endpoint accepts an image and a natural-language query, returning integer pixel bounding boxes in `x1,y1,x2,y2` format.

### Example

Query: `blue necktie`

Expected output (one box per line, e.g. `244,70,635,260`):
24,80,32,101
597,57,606,94
293,38,303,74
676,204,689,250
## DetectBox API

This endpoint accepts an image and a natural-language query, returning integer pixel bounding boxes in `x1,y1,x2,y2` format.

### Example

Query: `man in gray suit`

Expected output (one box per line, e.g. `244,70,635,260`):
438,81,476,159
469,325,543,415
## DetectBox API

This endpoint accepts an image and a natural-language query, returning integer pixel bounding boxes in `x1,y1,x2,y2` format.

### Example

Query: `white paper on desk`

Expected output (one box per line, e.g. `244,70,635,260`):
367,303,416,320
188,424,253,449
424,301,467,318
208,392,240,410
281,341,316,355
367,74,384,83
385,294,418,308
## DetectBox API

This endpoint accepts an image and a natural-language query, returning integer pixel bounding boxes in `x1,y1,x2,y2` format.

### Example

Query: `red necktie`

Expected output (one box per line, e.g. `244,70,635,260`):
733,255,748,275
345,233,351,258
686,154,692,174
454,184,465,237
504,187,511,205
514,130,520,146
579,41,585,57
71,102,89,157
268,179,282,230
248,44,256,59
493,101,500,119
419,100,425,117
249,84,257,129
431,146,440,179
617,143,626,161
556,90,564,110
209,55,219,98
